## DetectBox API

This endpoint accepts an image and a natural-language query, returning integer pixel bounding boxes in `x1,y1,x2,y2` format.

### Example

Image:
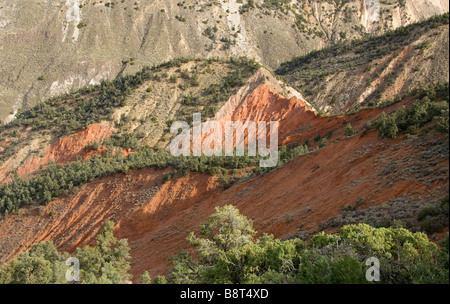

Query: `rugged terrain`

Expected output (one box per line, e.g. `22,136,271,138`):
277,13,450,113
0,11,448,283
0,61,448,281
0,84,448,279
1,0,449,122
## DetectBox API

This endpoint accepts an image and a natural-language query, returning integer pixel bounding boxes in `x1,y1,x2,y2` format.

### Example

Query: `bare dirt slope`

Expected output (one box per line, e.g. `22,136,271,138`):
0,82,447,281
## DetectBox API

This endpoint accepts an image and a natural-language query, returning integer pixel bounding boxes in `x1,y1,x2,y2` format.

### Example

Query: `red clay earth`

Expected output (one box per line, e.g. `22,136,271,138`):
0,84,447,282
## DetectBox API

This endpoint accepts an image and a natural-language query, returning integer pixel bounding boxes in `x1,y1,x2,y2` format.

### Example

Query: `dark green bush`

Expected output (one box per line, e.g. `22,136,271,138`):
418,196,449,233
368,83,449,138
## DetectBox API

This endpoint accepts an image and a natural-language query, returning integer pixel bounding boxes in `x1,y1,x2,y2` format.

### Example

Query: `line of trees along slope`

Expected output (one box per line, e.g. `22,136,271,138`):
1,81,448,216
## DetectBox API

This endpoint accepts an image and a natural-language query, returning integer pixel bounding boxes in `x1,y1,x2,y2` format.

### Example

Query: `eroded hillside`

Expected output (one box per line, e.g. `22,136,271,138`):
1,0,448,122
0,72,448,281
277,13,450,114
0,58,260,184
0,14,448,284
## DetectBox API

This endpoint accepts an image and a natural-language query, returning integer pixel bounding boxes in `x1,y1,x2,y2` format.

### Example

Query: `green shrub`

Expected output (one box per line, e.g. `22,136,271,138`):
0,221,131,284
418,196,449,233
319,138,328,148
372,82,449,138
344,123,358,137
153,276,168,284
169,206,448,284
140,271,152,284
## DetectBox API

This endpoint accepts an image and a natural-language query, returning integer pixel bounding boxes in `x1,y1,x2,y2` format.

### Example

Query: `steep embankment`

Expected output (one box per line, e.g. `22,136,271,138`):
277,15,449,114
1,0,448,122
0,59,259,184
0,82,447,281
0,122,114,184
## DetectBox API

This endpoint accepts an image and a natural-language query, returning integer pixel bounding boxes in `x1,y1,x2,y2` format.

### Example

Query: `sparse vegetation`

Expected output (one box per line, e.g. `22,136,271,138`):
0,57,260,164
276,13,449,111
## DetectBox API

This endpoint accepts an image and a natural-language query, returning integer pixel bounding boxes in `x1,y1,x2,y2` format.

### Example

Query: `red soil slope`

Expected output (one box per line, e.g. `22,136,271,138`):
17,123,114,177
0,123,114,184
0,84,447,282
